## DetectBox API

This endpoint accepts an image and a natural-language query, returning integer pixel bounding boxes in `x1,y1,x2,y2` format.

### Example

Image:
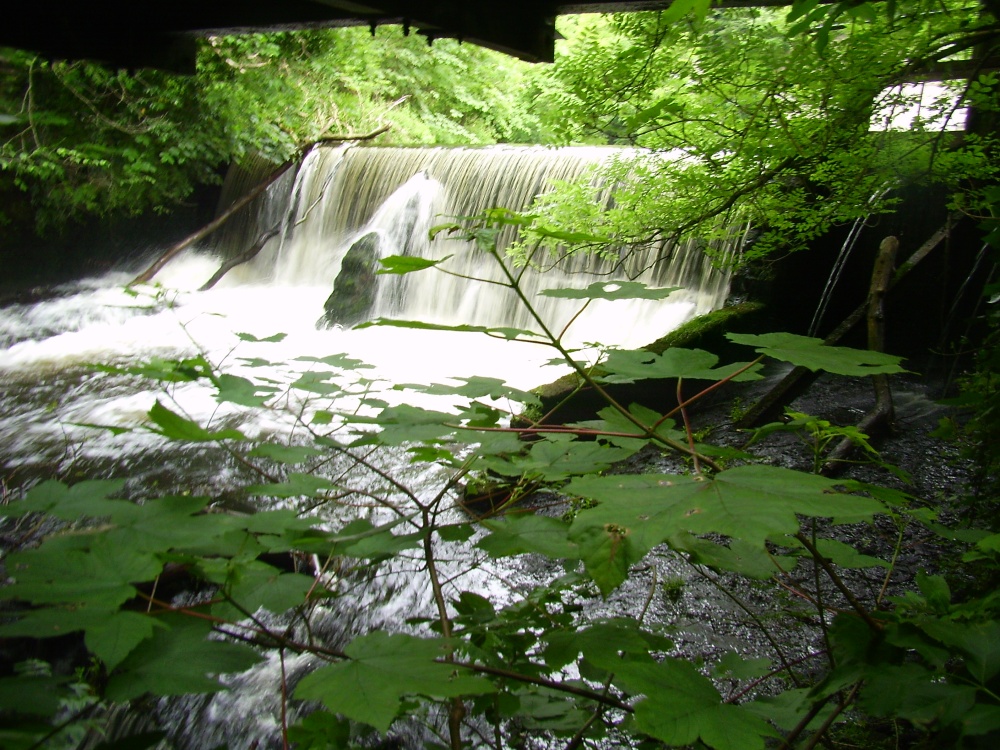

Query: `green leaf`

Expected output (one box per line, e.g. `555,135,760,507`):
0,675,67,716
357,317,545,341
917,620,1000,683
714,653,773,681
85,611,165,670
294,353,373,369
395,376,540,406
2,479,129,521
377,254,453,274
212,562,317,618
214,374,277,406
672,533,794,579
147,401,246,442
590,654,773,749
294,631,494,733
248,443,326,464
481,434,633,481
477,514,576,559
539,281,679,301
2,533,161,608
860,662,977,725
599,348,761,384
236,332,287,343
248,472,340,498
726,332,906,376
570,522,643,595
809,538,889,569
568,465,883,551
105,616,263,700
544,619,672,671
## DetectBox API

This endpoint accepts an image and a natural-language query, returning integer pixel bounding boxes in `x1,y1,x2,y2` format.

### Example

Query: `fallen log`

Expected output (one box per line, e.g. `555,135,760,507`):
129,125,392,286
129,160,296,286
735,213,962,429
199,225,281,291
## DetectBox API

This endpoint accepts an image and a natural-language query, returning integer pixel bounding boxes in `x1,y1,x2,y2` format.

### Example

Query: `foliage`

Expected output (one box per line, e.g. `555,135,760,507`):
525,2,1000,261
0,27,542,232
1,209,997,749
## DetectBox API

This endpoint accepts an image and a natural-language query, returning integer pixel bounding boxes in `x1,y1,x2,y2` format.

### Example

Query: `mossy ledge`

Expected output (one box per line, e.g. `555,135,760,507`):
519,301,769,427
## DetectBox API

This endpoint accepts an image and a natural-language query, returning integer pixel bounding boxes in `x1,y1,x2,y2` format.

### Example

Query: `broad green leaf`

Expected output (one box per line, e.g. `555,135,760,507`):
917,620,1000,683
0,602,115,639
349,403,458,446
477,514,576,559
962,703,1000,737
294,631,493,732
248,443,326,464
248,472,340,498
481,434,633,481
85,611,165,670
671,533,794,579
714,653,773,681
745,688,835,731
377,254,452,274
214,374,277,406
395,376,540,406
147,401,245,442
1,533,161,608
809,538,889,569
287,711,351,749
92,356,212,383
860,662,977,725
544,619,672,671
357,317,545,341
570,522,642,595
568,465,884,551
294,353,373,369
438,523,475,542
236,332,287,343
2,479,129,521
726,332,906,376
212,562,317,618
539,281,679,301
0,676,66,716
105,616,263,700
599,348,761,384
590,654,773,749
290,371,342,395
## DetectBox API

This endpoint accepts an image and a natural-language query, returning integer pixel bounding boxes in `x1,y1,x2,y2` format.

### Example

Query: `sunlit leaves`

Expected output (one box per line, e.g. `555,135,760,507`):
358,317,546,341
146,400,246,442
480,434,634,481
599,347,762,384
727,332,906,375
539,281,679,300
294,632,493,732
377,254,452,274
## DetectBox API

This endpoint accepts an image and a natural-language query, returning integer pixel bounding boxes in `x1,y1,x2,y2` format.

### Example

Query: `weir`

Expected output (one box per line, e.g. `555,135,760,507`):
217,144,739,346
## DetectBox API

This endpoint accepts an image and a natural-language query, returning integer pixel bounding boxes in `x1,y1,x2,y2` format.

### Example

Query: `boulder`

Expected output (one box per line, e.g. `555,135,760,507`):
319,232,380,328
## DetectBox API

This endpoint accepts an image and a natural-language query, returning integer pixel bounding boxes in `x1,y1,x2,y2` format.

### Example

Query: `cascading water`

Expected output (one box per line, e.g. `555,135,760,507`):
221,144,735,344
0,144,742,749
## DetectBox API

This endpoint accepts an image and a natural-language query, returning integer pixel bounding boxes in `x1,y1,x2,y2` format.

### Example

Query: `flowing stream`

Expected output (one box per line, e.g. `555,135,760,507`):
0,145,741,748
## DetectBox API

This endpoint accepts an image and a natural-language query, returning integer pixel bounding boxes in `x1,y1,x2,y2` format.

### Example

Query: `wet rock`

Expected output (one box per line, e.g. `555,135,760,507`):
319,232,380,328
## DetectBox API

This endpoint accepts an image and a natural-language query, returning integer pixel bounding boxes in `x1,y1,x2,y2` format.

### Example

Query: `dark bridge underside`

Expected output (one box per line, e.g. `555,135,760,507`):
3,0,784,71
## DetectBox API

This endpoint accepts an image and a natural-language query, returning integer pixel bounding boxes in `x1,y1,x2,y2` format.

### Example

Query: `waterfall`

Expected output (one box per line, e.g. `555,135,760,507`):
217,144,736,347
